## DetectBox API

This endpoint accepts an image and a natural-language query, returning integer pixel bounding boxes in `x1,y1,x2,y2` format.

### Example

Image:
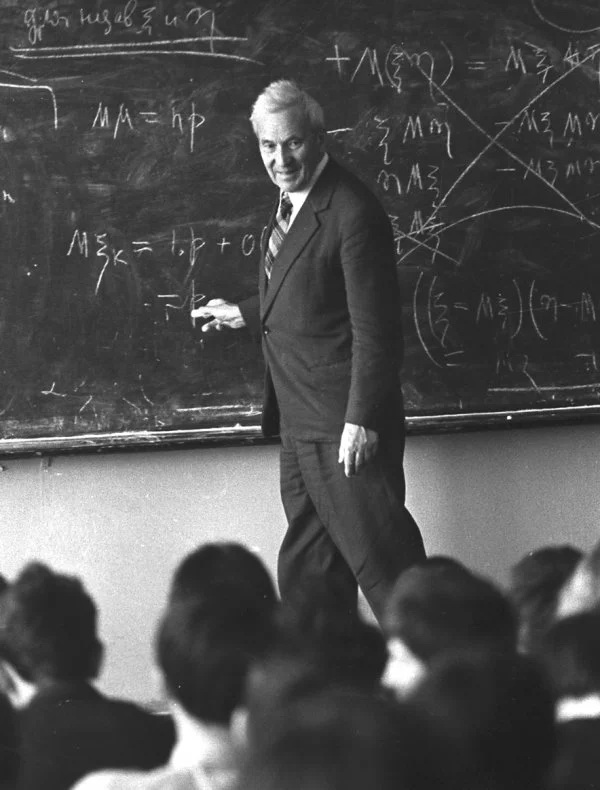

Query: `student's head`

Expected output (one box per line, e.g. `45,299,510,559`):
243,650,339,752
556,540,600,619
169,541,277,614
243,575,387,753
156,596,272,726
274,572,387,693
238,689,467,790
411,651,556,790
0,562,102,686
510,544,582,655
382,562,516,697
542,609,600,699
250,80,325,193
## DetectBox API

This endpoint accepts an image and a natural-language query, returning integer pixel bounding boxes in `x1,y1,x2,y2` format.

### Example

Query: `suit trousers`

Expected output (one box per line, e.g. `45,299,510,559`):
277,429,426,622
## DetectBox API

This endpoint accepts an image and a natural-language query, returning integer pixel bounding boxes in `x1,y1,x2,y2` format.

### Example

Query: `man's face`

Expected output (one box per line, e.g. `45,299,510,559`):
256,105,323,193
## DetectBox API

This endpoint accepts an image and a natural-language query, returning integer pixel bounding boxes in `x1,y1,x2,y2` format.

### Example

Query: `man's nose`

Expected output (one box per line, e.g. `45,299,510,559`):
274,146,290,166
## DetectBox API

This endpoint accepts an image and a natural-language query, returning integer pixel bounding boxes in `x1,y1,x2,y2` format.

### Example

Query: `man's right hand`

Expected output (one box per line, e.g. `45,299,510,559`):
190,298,246,332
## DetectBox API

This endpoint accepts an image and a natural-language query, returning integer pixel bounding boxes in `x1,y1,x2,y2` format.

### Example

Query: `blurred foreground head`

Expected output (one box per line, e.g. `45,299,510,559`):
0,562,102,686
382,560,516,697
273,572,387,691
412,651,556,790
156,594,273,726
510,544,582,655
169,541,277,613
238,690,468,790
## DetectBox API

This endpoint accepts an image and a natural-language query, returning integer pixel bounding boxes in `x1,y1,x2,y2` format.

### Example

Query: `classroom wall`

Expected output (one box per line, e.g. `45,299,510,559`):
1,421,599,703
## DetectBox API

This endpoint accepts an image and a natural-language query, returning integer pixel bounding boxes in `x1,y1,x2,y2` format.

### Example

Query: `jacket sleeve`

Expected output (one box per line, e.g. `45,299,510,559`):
238,294,261,340
340,201,403,432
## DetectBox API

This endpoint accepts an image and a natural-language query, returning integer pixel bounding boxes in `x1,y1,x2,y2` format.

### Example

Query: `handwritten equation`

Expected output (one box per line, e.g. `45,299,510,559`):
321,33,600,284
65,224,264,315
25,3,222,42
15,3,261,64
91,100,205,152
3,0,600,434
414,272,600,391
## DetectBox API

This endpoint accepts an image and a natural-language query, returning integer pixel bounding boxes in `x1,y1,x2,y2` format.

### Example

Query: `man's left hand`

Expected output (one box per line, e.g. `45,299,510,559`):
338,423,379,478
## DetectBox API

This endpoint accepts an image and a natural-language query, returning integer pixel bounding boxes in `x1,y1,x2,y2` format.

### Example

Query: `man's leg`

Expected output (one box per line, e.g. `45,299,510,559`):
292,431,425,623
278,434,357,613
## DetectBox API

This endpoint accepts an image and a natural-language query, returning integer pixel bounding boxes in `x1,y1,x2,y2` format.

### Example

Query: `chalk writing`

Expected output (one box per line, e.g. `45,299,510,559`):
14,5,263,65
90,100,205,151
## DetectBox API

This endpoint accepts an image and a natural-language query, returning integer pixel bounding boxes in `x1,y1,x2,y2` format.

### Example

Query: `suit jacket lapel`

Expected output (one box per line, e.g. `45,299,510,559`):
259,206,277,302
261,160,338,321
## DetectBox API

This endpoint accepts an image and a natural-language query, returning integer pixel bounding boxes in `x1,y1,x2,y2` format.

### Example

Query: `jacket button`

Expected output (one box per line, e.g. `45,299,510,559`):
263,327,270,335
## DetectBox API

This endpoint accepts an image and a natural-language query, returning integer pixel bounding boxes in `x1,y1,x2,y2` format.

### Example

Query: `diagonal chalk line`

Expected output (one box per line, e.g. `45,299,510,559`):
411,44,600,232
434,204,595,236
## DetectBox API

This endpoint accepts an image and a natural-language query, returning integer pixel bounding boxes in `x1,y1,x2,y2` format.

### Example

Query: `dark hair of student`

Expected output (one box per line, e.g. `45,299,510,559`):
168,541,277,612
542,609,600,698
383,562,517,662
156,596,273,725
510,545,582,655
238,689,468,790
411,651,556,790
0,562,101,683
273,571,387,693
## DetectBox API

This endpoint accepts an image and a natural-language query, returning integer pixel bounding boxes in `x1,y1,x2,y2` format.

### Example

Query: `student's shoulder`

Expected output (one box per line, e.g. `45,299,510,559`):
96,695,176,756
70,765,195,790
70,767,140,790
104,695,173,729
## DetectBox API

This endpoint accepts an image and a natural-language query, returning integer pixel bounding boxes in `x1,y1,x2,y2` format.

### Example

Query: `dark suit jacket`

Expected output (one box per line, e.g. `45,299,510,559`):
239,158,404,441
550,718,600,790
16,681,175,790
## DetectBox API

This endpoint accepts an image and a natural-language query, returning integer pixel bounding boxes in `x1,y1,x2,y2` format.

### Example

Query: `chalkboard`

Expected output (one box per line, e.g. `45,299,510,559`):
1,0,600,453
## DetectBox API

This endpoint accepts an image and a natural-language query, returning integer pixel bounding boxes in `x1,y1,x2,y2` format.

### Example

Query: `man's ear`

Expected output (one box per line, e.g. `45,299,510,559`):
0,660,36,709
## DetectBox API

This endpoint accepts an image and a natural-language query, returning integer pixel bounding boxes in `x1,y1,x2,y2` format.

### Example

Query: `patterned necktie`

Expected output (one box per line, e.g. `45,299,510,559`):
264,192,293,280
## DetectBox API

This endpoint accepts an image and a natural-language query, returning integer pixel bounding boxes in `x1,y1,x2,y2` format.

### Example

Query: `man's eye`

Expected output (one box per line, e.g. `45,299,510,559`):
261,143,275,152
287,139,302,150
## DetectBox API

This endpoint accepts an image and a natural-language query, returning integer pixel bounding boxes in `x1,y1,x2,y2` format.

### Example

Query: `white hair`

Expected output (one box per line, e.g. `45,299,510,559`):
249,80,325,135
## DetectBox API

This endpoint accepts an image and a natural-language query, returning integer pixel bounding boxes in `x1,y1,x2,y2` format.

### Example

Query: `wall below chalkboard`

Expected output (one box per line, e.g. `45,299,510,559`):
1,421,598,701
2,0,600,451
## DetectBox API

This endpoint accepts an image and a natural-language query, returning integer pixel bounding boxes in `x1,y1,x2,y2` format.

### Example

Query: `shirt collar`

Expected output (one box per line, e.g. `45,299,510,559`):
557,694,600,722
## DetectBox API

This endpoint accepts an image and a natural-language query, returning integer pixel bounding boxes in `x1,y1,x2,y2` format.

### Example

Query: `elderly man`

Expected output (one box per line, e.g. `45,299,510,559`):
191,80,425,621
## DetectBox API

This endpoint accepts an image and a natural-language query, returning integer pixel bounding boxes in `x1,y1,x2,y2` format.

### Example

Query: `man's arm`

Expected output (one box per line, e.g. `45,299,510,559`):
337,199,402,477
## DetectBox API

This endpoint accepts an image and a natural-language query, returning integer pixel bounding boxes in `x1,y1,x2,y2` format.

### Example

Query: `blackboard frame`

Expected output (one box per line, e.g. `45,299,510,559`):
0,403,598,457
